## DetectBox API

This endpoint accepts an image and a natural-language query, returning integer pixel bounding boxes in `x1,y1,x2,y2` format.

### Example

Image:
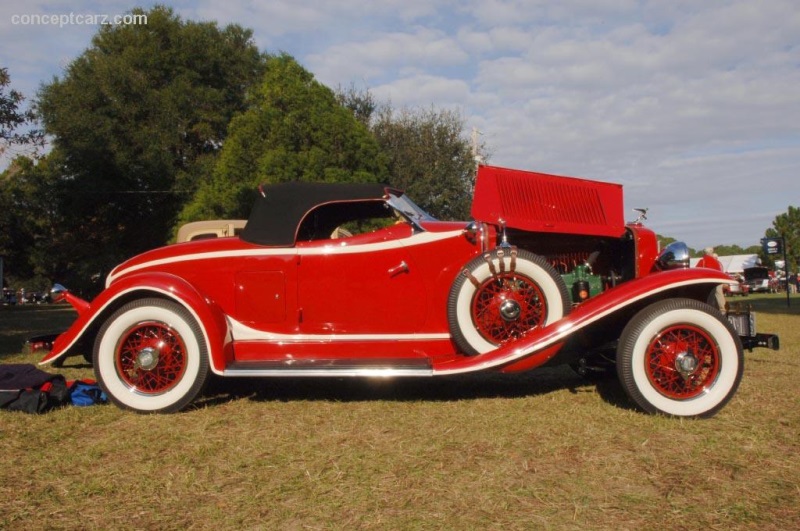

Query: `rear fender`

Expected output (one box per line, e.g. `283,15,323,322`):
434,268,731,375
40,272,232,374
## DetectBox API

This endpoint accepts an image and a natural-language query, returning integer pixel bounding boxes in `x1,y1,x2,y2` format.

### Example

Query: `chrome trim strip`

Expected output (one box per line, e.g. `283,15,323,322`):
223,368,433,377
229,316,451,342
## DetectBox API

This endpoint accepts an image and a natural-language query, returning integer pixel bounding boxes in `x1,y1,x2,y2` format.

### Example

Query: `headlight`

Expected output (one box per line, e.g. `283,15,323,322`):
657,241,690,270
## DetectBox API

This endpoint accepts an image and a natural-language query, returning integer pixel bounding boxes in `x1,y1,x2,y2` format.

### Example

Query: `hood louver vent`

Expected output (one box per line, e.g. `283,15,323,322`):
471,165,626,238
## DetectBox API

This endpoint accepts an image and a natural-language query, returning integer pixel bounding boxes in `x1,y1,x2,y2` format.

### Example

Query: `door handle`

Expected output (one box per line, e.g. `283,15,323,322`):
387,261,409,277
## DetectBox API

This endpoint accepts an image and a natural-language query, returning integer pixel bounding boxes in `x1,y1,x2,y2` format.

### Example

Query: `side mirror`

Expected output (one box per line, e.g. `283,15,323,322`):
50,284,68,303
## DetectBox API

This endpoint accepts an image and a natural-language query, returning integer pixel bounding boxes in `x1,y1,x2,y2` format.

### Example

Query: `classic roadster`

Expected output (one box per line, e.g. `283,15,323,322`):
42,165,778,416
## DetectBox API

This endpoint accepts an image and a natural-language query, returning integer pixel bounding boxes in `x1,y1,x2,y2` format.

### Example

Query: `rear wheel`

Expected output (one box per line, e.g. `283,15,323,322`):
447,248,570,355
616,298,743,417
93,298,210,413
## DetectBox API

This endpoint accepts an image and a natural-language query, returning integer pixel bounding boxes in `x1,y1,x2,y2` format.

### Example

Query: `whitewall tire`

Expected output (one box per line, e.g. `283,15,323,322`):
616,298,743,418
93,298,210,413
447,248,570,355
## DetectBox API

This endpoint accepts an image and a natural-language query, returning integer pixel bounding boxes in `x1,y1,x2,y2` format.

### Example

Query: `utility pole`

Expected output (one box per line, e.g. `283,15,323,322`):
471,127,484,167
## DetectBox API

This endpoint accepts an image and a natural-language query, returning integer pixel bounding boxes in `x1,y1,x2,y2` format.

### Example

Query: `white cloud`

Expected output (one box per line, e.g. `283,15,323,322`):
307,27,469,87
371,75,471,109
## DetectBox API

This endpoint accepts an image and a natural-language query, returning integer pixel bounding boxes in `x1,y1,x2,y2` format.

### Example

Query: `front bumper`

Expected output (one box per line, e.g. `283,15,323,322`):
726,305,780,351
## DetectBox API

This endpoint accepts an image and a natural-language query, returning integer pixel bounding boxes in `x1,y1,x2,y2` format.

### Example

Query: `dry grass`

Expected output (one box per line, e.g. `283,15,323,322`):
1,296,798,530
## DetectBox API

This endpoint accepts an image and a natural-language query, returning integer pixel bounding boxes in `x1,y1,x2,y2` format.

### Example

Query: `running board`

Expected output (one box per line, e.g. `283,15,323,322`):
223,358,433,377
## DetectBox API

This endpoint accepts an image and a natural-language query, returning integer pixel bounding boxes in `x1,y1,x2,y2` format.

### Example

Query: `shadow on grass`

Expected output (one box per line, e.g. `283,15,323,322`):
194,367,636,412
46,352,638,413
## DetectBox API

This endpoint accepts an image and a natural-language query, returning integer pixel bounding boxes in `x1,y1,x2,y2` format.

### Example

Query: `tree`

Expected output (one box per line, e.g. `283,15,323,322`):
335,83,376,128
35,6,265,274
685,243,760,259
180,54,387,221
370,104,479,220
765,206,800,272
709,244,761,257
0,155,69,291
337,86,481,221
0,67,43,155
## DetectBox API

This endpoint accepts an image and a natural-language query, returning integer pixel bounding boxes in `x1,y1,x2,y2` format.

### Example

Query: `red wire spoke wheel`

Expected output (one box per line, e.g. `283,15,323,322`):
94,298,210,413
115,321,188,394
644,325,721,400
471,272,547,345
448,248,570,355
617,298,743,418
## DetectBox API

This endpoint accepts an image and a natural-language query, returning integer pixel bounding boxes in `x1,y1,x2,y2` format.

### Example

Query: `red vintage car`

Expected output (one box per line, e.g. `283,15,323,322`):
42,165,778,416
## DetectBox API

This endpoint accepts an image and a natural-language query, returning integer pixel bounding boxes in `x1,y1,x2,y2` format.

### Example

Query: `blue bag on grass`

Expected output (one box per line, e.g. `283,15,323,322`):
69,380,108,407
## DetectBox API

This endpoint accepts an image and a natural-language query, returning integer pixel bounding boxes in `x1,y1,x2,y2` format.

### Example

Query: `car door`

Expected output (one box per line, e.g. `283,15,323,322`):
296,224,426,335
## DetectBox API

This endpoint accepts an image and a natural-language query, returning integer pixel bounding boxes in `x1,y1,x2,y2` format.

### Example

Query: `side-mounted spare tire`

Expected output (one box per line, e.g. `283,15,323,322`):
447,248,570,355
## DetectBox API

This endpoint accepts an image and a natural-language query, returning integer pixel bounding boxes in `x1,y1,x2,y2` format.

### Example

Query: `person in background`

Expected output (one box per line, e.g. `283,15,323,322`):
696,247,726,312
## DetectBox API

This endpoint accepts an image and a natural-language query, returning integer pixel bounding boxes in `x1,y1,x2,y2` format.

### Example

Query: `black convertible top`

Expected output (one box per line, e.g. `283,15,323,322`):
240,181,391,246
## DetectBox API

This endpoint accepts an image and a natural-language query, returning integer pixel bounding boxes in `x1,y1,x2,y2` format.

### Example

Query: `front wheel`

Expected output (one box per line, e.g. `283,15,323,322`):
93,298,210,413
616,298,743,418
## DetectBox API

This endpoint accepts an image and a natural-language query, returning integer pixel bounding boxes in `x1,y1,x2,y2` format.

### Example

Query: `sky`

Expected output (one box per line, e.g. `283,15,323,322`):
2,0,799,249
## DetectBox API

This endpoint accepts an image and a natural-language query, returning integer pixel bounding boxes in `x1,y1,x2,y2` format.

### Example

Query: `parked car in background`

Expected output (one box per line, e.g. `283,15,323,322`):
724,275,748,296
743,266,774,293
42,165,779,417
176,219,246,243
2,288,16,305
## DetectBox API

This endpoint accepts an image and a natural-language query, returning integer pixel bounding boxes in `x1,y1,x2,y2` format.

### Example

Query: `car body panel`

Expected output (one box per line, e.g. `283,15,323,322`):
432,267,731,375
43,253,730,376
471,165,625,238
176,219,246,243
42,272,234,373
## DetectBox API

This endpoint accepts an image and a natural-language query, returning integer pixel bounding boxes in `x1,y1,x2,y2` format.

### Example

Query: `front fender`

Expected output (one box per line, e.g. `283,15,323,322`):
40,272,232,375
433,268,731,375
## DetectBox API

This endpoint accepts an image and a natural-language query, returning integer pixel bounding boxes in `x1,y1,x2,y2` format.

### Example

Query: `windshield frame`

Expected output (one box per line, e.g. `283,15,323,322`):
386,191,438,232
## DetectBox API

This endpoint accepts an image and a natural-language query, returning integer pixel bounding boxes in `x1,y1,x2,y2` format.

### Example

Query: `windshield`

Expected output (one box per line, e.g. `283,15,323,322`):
386,192,438,227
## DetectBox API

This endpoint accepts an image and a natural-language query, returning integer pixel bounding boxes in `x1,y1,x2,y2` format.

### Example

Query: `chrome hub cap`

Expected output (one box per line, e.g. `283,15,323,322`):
674,351,699,379
499,299,522,321
135,345,161,371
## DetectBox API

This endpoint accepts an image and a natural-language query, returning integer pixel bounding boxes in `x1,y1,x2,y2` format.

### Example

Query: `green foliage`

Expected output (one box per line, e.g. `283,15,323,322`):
35,6,264,274
0,154,108,294
765,206,800,271
181,54,386,221
1,157,45,282
711,243,762,256
336,86,481,221
686,243,761,259
369,105,478,220
657,234,762,259
335,83,376,128
0,67,43,150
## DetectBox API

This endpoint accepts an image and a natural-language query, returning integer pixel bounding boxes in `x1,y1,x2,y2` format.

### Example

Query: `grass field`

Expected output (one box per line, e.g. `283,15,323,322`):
1,296,798,529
